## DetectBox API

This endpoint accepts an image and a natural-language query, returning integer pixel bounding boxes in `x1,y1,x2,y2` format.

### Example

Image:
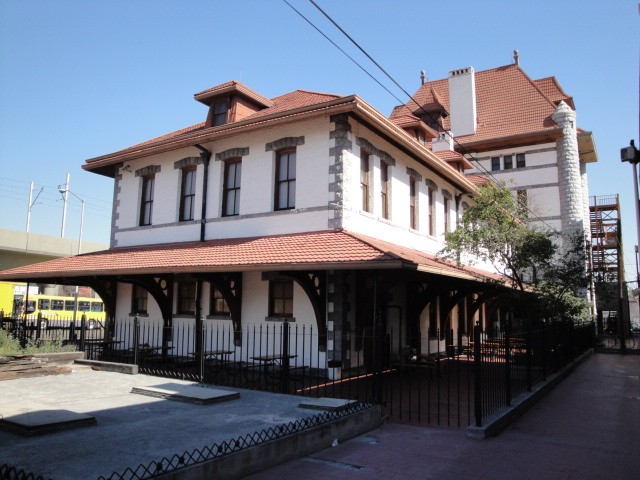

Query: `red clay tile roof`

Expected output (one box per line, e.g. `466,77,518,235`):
533,77,574,109
465,174,491,186
434,150,464,161
389,113,421,125
194,80,274,107
389,114,439,138
0,230,501,284
84,89,349,172
404,64,563,145
127,122,207,150
242,90,342,121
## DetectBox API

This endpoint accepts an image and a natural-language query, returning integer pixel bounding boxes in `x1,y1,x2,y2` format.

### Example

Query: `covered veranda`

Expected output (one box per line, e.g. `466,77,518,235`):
1,230,543,428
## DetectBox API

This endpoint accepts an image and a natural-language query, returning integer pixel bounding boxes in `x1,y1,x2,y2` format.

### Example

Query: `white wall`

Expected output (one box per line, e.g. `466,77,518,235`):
466,143,561,222
113,118,333,247
341,120,468,257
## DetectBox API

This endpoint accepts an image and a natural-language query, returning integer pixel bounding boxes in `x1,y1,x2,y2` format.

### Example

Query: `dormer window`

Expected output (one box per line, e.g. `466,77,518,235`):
416,129,426,145
212,100,229,126
421,112,442,131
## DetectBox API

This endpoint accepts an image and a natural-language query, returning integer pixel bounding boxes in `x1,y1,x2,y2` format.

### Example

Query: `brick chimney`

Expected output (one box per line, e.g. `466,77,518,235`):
448,67,477,137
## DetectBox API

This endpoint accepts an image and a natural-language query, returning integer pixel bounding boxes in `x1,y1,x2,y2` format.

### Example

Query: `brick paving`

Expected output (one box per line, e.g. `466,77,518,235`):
246,353,640,480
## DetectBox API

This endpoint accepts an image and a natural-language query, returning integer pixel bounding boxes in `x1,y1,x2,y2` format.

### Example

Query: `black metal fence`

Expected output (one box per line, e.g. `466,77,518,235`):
0,315,594,428
0,313,103,349
0,464,47,480
596,331,640,353
95,401,374,480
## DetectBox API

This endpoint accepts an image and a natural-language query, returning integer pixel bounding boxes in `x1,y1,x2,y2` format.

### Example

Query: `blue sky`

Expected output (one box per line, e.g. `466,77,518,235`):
0,0,638,281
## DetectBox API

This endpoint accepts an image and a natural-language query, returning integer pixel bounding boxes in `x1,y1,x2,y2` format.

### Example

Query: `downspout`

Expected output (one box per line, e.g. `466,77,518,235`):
193,144,212,373
455,193,463,229
194,144,212,242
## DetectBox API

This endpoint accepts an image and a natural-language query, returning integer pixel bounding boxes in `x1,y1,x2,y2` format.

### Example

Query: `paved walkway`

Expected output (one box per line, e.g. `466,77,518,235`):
247,353,640,480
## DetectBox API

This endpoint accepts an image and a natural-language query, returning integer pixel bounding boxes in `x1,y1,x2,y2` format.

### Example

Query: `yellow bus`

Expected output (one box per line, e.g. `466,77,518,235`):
17,294,106,329
0,281,14,317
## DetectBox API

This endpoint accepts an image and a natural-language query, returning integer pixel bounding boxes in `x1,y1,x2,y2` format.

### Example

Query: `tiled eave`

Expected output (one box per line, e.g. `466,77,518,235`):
83,95,478,195
0,230,503,285
83,96,360,176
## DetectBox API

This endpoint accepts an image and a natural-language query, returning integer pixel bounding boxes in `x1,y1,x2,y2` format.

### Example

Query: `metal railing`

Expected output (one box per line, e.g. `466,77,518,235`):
1,315,595,428
96,401,375,480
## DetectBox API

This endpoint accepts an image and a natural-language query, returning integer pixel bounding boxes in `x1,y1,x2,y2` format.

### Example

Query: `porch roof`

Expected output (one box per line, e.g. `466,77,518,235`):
0,230,502,284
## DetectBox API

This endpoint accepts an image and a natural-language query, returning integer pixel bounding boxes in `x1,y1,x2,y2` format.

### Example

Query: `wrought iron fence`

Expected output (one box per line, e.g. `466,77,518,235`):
96,401,375,480
0,315,595,428
0,464,47,480
596,331,640,352
0,313,103,349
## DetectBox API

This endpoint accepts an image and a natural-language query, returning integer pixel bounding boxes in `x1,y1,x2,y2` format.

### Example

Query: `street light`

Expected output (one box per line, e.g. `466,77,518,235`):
619,140,640,351
58,186,85,325
58,186,85,255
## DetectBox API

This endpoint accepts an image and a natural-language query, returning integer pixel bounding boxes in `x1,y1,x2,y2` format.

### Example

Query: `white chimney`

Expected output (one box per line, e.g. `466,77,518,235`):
431,131,454,152
448,67,477,137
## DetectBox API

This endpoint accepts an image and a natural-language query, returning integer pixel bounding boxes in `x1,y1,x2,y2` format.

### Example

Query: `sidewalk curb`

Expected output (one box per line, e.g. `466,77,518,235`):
467,348,594,439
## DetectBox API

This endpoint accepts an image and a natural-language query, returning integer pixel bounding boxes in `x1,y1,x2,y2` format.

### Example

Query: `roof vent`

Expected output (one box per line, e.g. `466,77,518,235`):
513,49,520,66
448,67,474,78
420,70,427,85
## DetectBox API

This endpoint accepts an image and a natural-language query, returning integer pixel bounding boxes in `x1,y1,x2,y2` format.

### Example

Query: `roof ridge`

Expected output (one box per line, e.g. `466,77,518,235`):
273,89,343,100
511,65,562,112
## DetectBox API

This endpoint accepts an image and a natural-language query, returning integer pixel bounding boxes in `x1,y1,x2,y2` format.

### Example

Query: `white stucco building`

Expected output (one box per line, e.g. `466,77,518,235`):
0,63,595,374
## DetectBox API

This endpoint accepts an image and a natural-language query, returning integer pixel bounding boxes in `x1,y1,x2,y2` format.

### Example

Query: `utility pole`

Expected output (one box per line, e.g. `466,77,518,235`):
60,173,70,237
26,181,33,232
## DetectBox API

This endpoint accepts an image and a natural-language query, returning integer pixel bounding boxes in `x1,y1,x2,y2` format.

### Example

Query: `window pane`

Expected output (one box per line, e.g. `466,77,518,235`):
278,155,288,180
225,191,236,216
504,155,513,170
214,101,227,114
65,300,75,311
91,302,103,312
278,183,288,209
288,153,296,178
516,153,526,168
288,181,296,207
226,163,236,186
234,163,241,187
52,300,64,311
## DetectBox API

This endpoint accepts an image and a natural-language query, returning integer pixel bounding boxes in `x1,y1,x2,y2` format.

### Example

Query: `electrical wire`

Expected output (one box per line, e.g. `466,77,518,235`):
282,0,404,105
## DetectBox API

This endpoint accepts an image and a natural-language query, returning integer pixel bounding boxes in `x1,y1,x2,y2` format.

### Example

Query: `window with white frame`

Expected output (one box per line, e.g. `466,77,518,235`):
179,167,196,221
275,149,296,210
380,161,390,219
222,158,241,216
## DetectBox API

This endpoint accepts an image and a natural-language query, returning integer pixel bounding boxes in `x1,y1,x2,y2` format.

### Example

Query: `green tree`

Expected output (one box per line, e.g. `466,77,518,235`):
441,182,590,323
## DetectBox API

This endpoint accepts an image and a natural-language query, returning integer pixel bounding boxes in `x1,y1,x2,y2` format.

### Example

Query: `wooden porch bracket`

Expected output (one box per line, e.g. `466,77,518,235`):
198,273,243,345
262,271,327,351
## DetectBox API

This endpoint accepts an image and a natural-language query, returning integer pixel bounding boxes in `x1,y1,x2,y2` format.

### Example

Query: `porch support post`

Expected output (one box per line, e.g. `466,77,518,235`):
473,321,483,427
195,279,204,381
327,270,350,370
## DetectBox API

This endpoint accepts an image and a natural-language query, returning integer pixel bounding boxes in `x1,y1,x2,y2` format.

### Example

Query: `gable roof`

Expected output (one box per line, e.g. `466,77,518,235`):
533,76,575,109
82,83,478,194
194,80,274,107
403,64,565,148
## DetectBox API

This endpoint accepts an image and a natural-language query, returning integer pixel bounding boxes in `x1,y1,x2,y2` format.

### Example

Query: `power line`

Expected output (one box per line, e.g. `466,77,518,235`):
301,0,561,234
282,0,404,105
